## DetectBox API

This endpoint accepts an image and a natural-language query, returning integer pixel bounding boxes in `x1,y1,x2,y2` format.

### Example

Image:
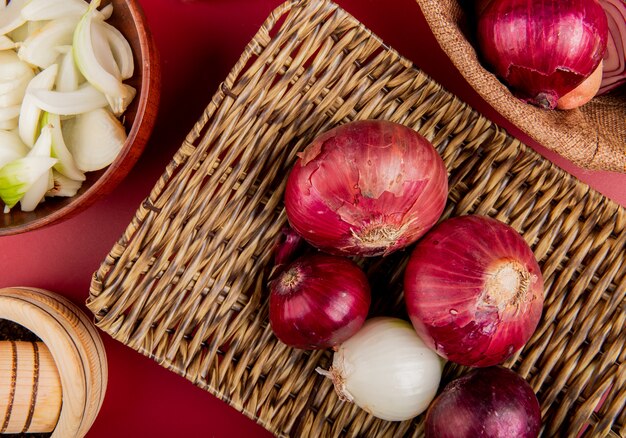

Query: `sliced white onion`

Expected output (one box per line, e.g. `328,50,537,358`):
0,0,29,37
98,20,134,80
55,46,83,92
0,118,18,130
0,77,29,107
18,17,79,69
91,19,121,79
99,3,113,20
21,0,89,21
46,170,82,197
28,83,108,115
316,317,444,422
19,63,58,146
73,0,129,100
29,123,52,156
42,112,85,181
0,50,34,81
106,83,135,116
0,155,57,210
0,129,28,168
63,107,126,171
20,125,54,211
0,77,25,95
0,105,21,122
0,35,15,50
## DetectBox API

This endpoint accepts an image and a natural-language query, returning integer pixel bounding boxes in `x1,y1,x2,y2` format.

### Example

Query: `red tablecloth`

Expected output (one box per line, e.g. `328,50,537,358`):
0,1,624,437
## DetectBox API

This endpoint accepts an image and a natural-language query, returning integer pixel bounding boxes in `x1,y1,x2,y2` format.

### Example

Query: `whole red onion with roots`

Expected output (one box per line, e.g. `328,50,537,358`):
477,0,609,109
404,215,544,367
285,120,448,257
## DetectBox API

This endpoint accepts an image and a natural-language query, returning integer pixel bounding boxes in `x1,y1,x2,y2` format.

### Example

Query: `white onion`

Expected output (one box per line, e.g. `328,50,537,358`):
316,317,443,422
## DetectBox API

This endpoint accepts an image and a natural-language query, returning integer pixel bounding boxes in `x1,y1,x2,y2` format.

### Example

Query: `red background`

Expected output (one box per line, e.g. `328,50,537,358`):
0,1,624,437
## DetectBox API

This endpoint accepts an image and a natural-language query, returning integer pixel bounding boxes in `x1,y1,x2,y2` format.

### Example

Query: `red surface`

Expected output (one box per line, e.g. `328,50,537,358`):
0,0,624,437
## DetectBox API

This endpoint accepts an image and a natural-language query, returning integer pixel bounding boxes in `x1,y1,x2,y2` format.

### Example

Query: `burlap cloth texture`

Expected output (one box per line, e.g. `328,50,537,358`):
416,0,626,173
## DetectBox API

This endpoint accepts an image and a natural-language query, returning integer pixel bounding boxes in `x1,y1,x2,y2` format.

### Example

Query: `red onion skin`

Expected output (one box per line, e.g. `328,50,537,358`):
478,0,609,109
269,254,371,350
404,215,544,367
425,367,541,438
285,120,448,257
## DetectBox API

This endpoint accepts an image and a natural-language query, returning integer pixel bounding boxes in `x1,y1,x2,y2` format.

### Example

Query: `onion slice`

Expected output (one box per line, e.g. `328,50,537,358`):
28,84,108,116
0,105,21,122
98,20,134,80
73,0,133,109
18,17,79,69
55,46,84,92
21,0,89,21
0,79,29,107
0,155,57,211
20,125,54,211
0,35,15,50
0,0,29,37
62,107,126,172
19,64,59,147
0,50,34,81
46,170,82,197
0,129,29,168
42,112,85,181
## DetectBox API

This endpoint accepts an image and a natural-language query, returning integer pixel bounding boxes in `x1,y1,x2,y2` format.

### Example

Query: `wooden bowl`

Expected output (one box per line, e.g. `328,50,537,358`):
0,0,161,236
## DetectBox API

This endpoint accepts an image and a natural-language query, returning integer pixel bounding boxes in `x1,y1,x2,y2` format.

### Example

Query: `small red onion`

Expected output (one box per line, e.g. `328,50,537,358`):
285,120,448,257
477,0,609,109
598,0,626,94
404,215,544,367
425,367,542,438
269,254,371,350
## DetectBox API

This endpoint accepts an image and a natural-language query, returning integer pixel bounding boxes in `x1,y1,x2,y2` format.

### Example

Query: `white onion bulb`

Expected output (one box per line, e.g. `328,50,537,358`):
316,317,443,422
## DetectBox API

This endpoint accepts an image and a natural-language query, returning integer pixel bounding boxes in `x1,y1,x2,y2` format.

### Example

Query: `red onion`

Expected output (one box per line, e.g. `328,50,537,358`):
269,254,371,350
598,0,626,94
477,0,609,109
285,120,448,257
425,367,541,438
404,215,544,367
272,227,306,269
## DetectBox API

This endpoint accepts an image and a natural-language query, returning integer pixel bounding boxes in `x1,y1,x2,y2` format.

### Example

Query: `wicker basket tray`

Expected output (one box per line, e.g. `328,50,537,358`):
86,0,626,436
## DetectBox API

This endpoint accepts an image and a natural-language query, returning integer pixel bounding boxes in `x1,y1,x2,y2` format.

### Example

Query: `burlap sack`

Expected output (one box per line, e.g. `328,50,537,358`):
416,0,626,173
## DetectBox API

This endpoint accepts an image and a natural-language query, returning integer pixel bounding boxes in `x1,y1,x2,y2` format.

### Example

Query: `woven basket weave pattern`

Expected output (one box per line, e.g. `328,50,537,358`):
87,1,625,436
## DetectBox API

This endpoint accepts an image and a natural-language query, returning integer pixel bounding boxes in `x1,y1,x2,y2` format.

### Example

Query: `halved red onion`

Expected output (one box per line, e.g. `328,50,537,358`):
404,215,544,367
425,367,542,438
598,0,626,94
285,120,448,257
477,0,609,109
269,254,371,350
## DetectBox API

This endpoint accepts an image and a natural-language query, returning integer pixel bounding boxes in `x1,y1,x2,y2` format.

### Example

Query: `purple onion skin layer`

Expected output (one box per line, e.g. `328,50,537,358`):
477,0,609,109
269,254,371,350
404,215,544,367
425,367,541,438
285,120,448,257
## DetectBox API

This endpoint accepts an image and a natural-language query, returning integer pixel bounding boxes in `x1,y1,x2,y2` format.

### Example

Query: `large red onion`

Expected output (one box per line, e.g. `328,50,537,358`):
425,367,542,438
404,215,544,367
477,0,609,109
285,120,448,257
269,254,371,350
598,0,626,94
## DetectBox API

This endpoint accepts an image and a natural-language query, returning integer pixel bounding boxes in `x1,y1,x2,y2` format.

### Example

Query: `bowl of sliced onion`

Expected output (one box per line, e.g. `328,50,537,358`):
0,0,159,235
